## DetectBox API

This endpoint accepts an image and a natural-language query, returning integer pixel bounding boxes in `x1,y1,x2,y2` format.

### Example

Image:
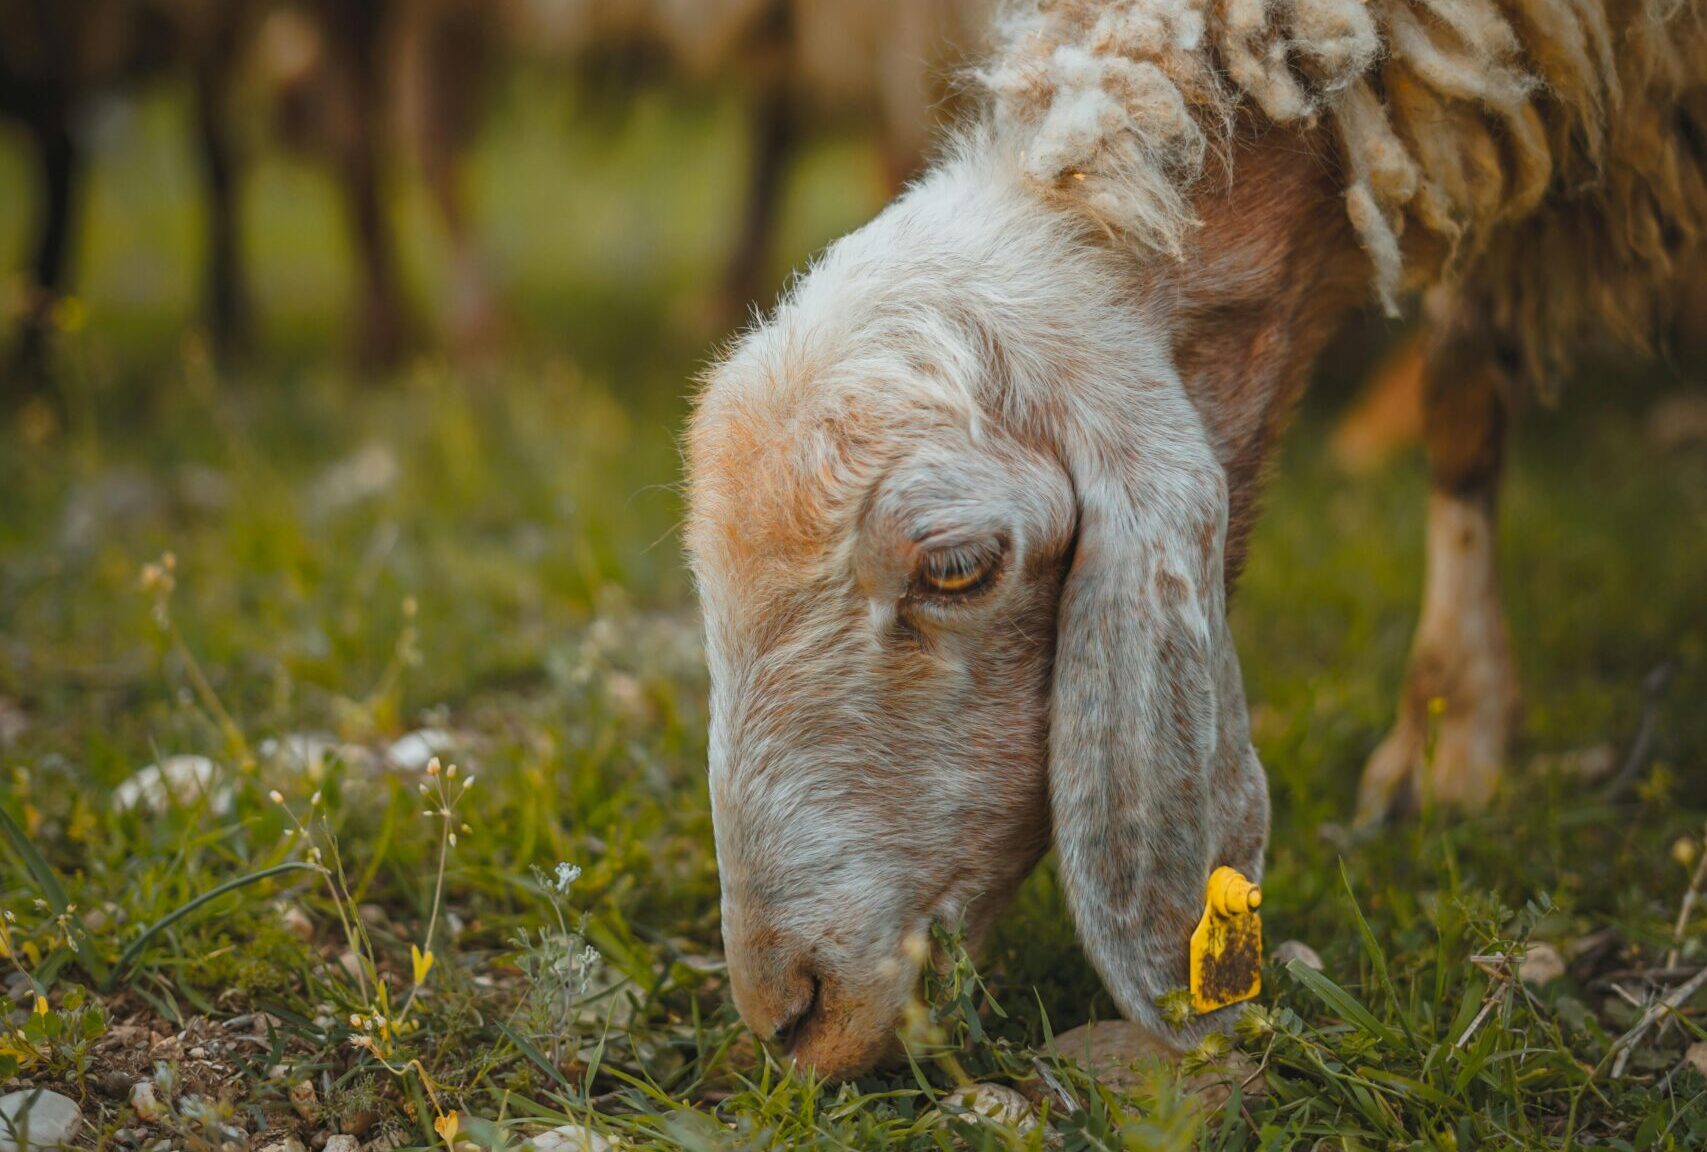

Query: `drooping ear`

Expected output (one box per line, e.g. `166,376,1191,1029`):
1047,381,1270,1043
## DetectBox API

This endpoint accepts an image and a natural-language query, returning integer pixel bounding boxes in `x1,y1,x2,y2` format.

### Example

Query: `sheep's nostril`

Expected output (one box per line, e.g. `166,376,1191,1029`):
772,974,821,1053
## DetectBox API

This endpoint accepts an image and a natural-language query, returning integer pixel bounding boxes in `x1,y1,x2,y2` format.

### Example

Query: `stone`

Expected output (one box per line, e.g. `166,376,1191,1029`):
113,756,231,816
1687,1041,1707,1079
1518,943,1566,986
129,1081,166,1124
307,444,400,517
1050,1020,1263,1112
942,1083,1036,1131
289,1080,320,1125
340,1109,377,1137
0,697,26,747
384,729,454,773
521,1123,616,1152
0,1089,82,1151
1271,940,1324,972
280,905,315,942
259,1140,306,1152
259,733,347,781
324,1136,361,1152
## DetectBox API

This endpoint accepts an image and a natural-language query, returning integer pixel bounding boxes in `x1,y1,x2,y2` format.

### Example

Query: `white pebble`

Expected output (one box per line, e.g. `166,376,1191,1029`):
112,756,231,815
0,1089,83,1151
1518,943,1566,986
385,729,455,772
522,1123,617,1152
1272,940,1324,971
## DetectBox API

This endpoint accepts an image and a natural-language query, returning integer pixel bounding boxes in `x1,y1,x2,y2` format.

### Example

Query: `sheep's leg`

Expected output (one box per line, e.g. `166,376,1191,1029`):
720,2,795,320
337,0,410,370
413,3,500,357
1356,334,1521,825
8,109,80,387
193,34,251,360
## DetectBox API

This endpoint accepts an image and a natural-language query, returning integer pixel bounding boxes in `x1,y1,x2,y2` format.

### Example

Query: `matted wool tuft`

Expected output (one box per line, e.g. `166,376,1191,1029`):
977,0,1707,385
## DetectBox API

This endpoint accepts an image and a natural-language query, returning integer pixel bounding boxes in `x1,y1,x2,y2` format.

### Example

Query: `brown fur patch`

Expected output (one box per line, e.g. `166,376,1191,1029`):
1168,125,1372,578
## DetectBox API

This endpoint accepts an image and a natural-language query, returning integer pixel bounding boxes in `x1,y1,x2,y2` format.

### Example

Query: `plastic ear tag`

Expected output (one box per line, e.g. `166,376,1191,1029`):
1190,866,1263,1014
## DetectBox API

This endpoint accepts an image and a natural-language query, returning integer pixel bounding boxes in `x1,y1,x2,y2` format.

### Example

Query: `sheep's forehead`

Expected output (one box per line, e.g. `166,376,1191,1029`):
687,369,915,599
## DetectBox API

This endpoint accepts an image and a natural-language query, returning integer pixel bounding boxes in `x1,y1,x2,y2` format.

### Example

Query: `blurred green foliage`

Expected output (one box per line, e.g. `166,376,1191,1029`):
1,77,1705,1149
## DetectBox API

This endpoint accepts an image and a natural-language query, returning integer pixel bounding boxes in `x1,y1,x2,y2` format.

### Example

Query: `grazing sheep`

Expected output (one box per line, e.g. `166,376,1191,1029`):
685,0,1707,1077
0,0,496,379
0,0,252,378
504,0,991,310
257,0,499,365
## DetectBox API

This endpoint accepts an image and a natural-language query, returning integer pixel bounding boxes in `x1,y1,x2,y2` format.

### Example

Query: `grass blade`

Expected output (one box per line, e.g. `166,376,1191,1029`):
1285,958,1399,1047
493,1020,575,1092
109,861,319,988
1340,859,1421,1048
0,804,110,986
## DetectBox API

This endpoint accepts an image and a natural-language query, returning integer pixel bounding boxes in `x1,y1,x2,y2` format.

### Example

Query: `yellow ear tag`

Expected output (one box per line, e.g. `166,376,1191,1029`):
1190,866,1263,1014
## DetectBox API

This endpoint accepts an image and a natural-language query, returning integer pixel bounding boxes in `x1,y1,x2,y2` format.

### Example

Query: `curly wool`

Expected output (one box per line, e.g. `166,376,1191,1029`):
978,0,1707,382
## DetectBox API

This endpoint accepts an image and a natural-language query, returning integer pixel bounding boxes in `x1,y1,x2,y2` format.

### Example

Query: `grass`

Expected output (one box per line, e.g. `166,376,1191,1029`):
3,74,1707,1151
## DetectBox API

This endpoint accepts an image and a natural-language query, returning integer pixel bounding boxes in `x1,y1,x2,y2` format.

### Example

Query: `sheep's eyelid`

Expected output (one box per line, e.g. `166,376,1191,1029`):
908,536,1009,600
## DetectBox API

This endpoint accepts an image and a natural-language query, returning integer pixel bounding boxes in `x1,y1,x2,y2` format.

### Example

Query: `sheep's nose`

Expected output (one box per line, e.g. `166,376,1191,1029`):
771,972,821,1053
726,941,821,1051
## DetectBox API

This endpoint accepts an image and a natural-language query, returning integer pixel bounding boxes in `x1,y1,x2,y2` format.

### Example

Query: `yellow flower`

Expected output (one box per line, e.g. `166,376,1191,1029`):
433,1111,459,1145
33,994,48,1016
411,944,435,987
1673,836,1700,869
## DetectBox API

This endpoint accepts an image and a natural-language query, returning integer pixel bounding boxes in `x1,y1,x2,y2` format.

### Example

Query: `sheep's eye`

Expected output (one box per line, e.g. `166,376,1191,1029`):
914,542,1003,598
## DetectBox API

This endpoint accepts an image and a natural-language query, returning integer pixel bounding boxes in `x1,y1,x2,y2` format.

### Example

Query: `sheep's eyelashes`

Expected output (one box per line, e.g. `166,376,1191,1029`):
913,542,1004,599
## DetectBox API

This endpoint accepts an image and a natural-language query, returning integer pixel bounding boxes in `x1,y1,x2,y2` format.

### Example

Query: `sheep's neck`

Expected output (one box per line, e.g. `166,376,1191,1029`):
1166,127,1372,581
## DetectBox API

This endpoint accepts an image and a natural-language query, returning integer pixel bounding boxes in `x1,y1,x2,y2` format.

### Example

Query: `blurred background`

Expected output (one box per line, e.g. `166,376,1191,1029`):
0,0,1702,807
0,0,989,378
0,6,1705,1139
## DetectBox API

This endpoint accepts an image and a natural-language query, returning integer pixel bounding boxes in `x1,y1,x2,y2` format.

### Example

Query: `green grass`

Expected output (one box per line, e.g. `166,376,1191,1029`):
3,77,1707,1150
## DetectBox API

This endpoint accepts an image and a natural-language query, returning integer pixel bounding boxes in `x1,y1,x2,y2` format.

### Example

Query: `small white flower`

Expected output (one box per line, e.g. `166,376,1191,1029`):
553,863,582,894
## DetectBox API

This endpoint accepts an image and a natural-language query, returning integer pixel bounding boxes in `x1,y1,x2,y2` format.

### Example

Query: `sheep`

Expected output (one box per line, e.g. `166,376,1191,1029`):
684,0,1707,1078
503,0,991,311
0,0,497,382
0,0,252,380
256,0,499,365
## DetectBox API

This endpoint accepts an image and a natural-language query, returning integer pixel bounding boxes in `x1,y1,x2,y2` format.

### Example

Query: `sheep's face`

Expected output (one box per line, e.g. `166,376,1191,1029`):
687,367,1076,1075
686,150,1269,1079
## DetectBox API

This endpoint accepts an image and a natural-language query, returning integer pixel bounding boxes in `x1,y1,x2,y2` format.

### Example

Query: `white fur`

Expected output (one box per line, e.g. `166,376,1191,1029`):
686,132,1267,1072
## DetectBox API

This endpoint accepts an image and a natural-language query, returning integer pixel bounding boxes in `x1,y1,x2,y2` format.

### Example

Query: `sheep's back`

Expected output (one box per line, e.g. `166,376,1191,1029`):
978,0,1707,385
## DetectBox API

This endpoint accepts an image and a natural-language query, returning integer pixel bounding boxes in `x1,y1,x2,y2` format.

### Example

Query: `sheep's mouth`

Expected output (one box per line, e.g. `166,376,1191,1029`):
779,974,822,1056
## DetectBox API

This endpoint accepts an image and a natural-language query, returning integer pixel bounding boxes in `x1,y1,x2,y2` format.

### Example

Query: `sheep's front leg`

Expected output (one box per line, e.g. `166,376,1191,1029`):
1356,333,1521,825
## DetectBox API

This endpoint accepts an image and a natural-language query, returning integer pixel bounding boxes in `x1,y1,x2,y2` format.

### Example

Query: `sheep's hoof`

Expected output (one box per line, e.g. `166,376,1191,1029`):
1356,686,1513,828
1355,722,1423,828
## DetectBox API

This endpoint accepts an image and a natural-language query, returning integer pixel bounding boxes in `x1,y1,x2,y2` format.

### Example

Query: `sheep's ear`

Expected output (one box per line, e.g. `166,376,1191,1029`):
1048,386,1269,1042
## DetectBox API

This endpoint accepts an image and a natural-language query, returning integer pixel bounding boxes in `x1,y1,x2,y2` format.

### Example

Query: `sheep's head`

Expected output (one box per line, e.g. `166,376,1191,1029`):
685,142,1269,1080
